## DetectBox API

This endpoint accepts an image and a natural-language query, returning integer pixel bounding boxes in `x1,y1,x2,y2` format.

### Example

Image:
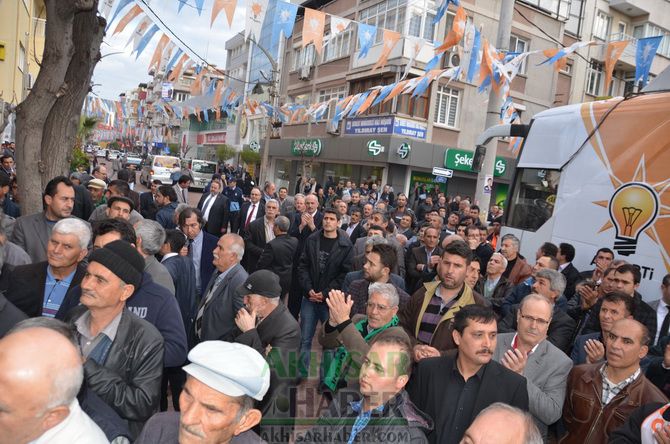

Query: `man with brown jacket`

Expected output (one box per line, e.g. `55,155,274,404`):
399,240,487,362
561,318,668,444
500,234,533,285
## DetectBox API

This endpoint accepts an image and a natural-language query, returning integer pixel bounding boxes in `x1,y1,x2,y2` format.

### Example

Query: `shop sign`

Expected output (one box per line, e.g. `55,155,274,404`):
249,141,260,152
344,116,394,135
200,132,226,145
240,114,248,138
344,116,427,140
367,139,385,156
161,82,173,100
444,148,508,177
397,142,411,159
393,117,427,140
291,139,322,157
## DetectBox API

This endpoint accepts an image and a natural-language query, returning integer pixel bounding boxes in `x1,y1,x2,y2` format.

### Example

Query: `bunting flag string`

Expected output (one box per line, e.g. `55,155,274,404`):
302,9,326,54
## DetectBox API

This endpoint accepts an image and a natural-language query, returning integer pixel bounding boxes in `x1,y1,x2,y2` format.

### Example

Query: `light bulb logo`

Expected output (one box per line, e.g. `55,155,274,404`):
608,182,659,256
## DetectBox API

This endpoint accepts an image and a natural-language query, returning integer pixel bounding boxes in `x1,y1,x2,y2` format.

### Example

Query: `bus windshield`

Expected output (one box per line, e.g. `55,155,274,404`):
507,168,561,232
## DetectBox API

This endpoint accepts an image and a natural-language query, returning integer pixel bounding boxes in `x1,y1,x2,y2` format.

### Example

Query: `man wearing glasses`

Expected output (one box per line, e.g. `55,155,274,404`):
493,293,574,441
319,283,408,394
499,268,576,354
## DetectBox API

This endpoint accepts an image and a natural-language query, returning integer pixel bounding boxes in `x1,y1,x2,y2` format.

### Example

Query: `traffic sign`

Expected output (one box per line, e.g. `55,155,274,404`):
432,166,453,178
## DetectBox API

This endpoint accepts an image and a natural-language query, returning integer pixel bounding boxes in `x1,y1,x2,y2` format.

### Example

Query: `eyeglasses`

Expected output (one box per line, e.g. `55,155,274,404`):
519,312,550,326
366,302,395,312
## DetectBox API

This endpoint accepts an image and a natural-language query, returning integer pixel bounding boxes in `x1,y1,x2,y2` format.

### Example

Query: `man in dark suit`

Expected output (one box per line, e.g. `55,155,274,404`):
179,208,217,297
406,227,442,294
257,216,298,297
197,178,229,237
195,233,248,343
6,218,89,317
233,269,301,440
11,176,75,264
558,242,581,299
117,168,141,211
140,179,162,220
243,199,279,272
408,305,529,444
341,208,365,243
238,187,265,234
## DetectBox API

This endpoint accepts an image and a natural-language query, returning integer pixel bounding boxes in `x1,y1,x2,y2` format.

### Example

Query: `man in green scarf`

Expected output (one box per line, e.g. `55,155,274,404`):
319,283,409,393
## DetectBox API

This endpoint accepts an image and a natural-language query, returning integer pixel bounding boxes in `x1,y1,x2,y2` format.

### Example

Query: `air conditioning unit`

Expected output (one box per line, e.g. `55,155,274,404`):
298,65,312,81
443,50,460,69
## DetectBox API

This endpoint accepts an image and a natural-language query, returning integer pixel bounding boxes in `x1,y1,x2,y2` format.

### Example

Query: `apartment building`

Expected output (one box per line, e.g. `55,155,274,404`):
0,0,45,140
263,0,572,201
563,0,670,103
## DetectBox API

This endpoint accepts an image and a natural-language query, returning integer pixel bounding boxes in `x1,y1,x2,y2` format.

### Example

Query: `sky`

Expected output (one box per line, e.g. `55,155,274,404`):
92,0,247,100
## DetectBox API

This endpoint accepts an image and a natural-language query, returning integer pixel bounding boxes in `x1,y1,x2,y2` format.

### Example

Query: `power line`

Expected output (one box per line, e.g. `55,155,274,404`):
137,0,253,85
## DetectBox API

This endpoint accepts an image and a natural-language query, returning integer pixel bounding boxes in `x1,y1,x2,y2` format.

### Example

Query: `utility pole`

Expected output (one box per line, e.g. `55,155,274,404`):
473,0,515,213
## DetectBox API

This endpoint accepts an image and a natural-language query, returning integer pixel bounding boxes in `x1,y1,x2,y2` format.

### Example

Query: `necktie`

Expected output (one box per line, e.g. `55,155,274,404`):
195,273,226,338
187,238,194,258
182,188,187,203
202,194,215,220
659,306,670,342
245,204,256,229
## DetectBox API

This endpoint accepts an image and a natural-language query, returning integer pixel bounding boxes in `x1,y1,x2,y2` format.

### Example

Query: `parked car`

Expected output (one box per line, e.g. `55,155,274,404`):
140,155,181,185
180,158,218,190
123,154,143,168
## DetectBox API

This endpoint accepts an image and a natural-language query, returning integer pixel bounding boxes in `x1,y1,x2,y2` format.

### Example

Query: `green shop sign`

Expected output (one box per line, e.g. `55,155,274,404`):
444,148,508,177
291,139,322,157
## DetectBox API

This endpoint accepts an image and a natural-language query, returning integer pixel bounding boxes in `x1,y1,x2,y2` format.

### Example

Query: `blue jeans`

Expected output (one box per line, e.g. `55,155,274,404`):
299,297,329,378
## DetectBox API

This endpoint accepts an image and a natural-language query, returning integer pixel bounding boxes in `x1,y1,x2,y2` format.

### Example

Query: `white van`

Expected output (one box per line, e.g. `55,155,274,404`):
181,159,218,190
140,155,181,185
482,87,670,299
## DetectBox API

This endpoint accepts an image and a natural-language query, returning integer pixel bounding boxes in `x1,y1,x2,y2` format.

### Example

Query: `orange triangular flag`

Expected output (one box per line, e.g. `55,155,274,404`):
168,54,189,82
215,107,221,120
114,5,143,35
190,69,207,96
356,89,381,115
212,80,225,108
383,79,410,104
435,5,466,54
148,34,170,73
302,9,326,54
604,40,630,93
194,107,202,122
373,30,401,71
212,0,237,27
542,48,567,72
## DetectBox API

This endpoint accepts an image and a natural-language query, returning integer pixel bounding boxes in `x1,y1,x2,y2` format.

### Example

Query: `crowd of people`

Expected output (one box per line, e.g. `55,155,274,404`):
1,157,670,444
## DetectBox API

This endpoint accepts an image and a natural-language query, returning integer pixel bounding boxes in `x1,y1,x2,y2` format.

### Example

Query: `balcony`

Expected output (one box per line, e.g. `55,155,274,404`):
593,33,638,69
609,0,650,17
351,37,435,71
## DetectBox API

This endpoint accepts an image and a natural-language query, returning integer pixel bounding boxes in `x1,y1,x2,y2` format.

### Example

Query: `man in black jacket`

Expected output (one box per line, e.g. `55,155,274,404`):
65,240,164,439
242,199,279,272
6,218,90,318
197,178,229,237
558,242,581,299
408,305,529,444
297,208,353,377
139,179,161,220
257,215,298,297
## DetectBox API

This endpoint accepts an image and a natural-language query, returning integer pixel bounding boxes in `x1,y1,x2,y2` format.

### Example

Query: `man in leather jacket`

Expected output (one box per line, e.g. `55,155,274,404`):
66,240,164,440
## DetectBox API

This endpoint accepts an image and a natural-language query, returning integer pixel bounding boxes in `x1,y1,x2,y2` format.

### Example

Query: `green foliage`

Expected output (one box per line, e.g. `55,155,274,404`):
107,141,120,150
168,143,180,156
70,146,90,172
240,148,260,165
78,116,98,143
216,144,237,162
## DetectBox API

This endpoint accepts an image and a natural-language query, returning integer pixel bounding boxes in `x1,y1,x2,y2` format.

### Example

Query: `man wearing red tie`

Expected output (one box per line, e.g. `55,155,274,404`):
238,187,265,234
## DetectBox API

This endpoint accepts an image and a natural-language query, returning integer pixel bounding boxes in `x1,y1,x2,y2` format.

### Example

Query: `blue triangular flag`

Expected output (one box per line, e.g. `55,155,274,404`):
272,1,299,47
357,23,377,59
135,25,160,59
636,35,663,87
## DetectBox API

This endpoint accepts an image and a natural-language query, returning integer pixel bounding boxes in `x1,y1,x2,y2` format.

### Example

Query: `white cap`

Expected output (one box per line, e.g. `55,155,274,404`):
183,341,270,401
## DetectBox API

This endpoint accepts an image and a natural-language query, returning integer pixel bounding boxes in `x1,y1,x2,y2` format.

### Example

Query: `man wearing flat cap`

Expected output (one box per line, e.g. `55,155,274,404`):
234,270,301,442
87,178,107,207
105,195,134,221
136,341,269,444
64,239,164,439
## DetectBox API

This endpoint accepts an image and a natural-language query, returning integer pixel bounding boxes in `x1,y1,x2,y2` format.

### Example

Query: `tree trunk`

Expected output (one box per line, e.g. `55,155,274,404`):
42,7,105,180
14,0,96,216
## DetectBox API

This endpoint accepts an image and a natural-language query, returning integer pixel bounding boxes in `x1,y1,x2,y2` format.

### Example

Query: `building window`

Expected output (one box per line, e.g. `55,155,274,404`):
509,35,529,73
585,60,604,96
633,23,670,59
322,31,351,63
293,44,315,71
593,10,611,40
517,0,569,21
433,85,460,127
565,0,584,36
407,5,437,41
18,44,26,72
318,86,347,119
359,0,407,45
